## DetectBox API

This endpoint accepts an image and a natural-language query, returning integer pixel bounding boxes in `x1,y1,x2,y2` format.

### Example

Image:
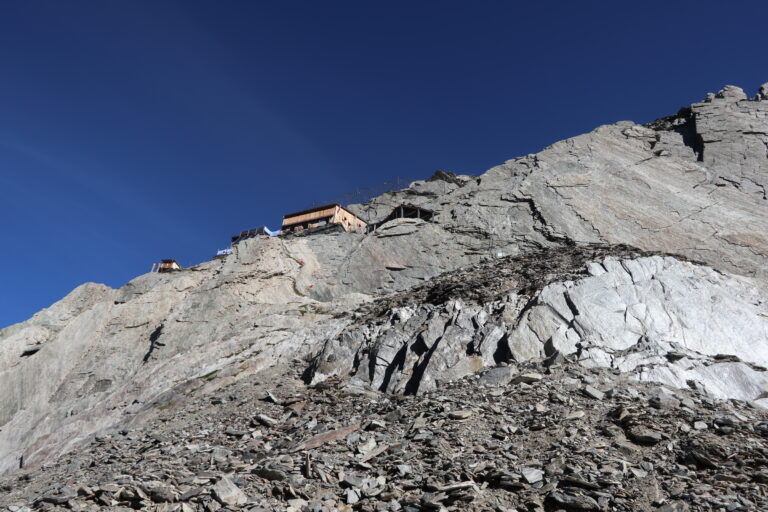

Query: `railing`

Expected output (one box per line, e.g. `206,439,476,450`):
311,177,413,209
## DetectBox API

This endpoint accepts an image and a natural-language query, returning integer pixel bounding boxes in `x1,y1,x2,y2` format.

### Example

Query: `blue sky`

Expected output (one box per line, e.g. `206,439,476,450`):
1,1,766,328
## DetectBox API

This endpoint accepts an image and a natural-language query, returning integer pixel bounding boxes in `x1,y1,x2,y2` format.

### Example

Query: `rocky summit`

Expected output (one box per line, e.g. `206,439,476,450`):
1,83,767,512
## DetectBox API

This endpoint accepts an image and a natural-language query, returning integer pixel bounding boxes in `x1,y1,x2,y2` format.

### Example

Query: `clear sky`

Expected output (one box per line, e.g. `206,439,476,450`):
1,1,766,328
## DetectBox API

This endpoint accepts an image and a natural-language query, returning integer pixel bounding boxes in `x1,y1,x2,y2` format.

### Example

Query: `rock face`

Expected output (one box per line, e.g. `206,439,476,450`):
0,238,363,475
1,83,767,485
350,85,768,281
308,247,768,401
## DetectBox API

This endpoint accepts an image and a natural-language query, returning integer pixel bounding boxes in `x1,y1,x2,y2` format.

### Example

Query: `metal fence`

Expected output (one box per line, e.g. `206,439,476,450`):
311,177,413,208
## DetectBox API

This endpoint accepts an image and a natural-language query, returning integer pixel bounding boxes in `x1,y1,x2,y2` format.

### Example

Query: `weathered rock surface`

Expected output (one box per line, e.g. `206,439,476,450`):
0,237,364,475
1,82,767,491
351,84,768,281
308,247,768,401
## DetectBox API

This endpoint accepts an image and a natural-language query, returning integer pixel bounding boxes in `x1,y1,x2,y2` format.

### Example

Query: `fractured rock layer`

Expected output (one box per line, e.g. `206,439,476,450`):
309,247,768,401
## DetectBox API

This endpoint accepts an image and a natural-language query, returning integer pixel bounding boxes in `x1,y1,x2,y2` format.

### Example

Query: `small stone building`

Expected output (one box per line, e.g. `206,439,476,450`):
366,204,434,232
281,204,367,234
152,259,182,273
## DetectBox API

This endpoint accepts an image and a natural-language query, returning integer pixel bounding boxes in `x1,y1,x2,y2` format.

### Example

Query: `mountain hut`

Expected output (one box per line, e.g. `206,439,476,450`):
281,204,367,234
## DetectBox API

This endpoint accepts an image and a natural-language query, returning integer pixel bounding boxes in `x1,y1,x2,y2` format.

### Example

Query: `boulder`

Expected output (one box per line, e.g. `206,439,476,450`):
211,476,247,506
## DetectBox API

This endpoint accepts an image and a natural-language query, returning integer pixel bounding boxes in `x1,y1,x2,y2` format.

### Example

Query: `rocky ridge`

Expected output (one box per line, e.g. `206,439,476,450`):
1,83,767,510
350,84,768,281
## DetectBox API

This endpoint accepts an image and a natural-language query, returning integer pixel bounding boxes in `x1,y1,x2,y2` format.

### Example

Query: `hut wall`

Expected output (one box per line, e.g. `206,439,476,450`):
282,206,338,228
331,207,367,232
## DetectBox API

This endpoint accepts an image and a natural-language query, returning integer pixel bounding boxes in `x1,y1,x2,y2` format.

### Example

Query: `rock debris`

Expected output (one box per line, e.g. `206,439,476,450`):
3,360,766,511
